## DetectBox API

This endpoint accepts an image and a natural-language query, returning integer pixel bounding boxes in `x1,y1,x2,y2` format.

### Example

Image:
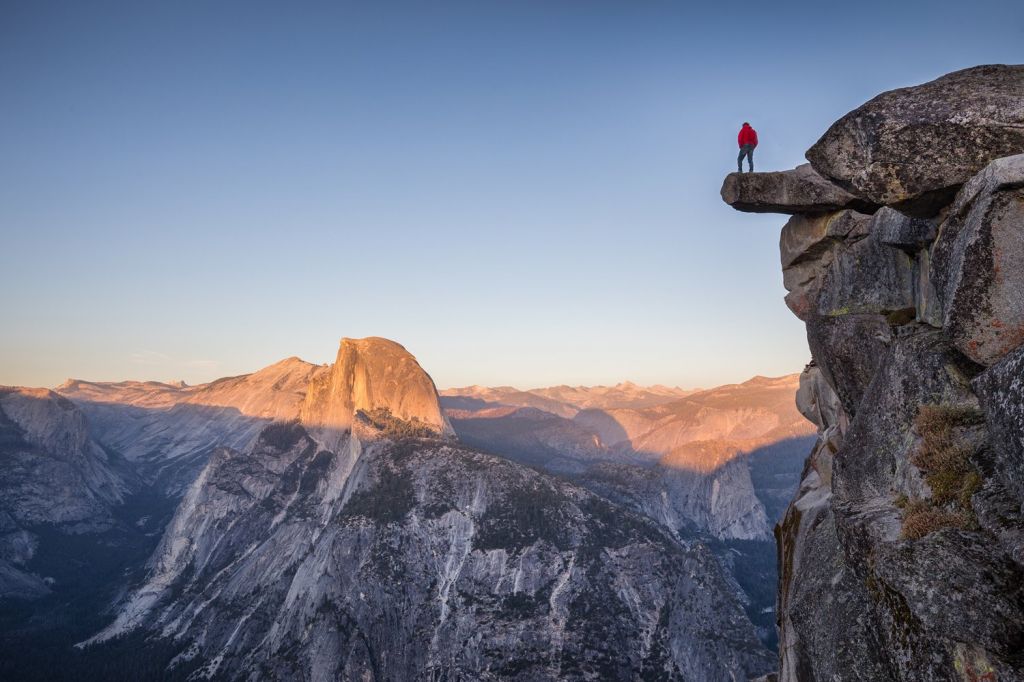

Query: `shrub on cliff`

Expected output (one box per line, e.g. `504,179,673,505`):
900,404,985,539
356,407,438,440
900,498,973,540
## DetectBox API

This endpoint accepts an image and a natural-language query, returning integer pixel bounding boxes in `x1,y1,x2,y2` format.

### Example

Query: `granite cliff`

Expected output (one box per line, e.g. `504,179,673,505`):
723,64,1024,681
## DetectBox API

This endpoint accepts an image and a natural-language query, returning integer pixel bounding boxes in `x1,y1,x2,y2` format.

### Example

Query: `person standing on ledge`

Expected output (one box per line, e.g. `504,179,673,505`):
737,122,758,173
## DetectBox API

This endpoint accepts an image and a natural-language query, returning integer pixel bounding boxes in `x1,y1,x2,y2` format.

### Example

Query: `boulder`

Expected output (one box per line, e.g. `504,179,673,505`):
721,164,875,214
807,65,1024,216
931,154,1024,366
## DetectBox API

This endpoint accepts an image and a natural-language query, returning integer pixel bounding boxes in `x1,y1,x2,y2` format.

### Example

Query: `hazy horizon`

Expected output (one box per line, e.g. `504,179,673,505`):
3,1,1021,390
49,343,802,395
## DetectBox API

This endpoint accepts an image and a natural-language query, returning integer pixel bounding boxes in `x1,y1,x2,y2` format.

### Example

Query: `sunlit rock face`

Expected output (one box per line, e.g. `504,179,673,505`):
726,65,1024,681
302,336,453,441
86,338,774,681
441,382,696,419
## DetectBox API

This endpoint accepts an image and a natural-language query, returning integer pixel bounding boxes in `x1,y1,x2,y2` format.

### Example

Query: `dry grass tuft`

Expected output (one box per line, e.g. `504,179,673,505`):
898,403,985,540
900,500,973,540
910,404,984,506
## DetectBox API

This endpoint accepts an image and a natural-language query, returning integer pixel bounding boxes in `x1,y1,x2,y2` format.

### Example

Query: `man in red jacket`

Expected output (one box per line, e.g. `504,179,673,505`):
737,122,758,173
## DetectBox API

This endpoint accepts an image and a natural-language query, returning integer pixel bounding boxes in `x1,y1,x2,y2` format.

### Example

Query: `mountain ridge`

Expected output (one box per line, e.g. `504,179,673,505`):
72,336,774,680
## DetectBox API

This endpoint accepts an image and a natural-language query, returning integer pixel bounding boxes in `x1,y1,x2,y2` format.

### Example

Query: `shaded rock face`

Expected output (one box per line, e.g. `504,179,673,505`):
807,64,1024,215
0,388,136,599
873,206,939,252
805,313,891,417
91,429,772,681
725,65,1024,681
780,208,917,323
86,339,774,680
779,210,869,319
779,366,895,680
578,454,770,541
974,346,1024,527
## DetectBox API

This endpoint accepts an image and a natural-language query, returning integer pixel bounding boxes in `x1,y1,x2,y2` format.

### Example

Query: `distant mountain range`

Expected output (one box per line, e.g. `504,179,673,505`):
441,375,816,647
0,339,809,680
442,382,700,419
442,375,814,533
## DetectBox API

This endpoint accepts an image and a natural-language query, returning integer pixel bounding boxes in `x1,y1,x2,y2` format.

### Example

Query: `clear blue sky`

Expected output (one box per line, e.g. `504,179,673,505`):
2,1,1021,389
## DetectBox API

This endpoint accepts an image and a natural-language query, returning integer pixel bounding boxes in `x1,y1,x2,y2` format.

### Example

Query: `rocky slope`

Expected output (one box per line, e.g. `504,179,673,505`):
723,64,1024,681
0,387,135,599
58,357,328,495
84,337,774,680
575,375,812,457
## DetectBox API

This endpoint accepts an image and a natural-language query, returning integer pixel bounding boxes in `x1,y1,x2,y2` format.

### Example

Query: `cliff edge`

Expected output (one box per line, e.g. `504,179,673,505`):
724,64,1024,681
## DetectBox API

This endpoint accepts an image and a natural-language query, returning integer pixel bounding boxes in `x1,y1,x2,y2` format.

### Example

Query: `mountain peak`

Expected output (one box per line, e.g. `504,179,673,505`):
740,374,800,388
301,336,452,438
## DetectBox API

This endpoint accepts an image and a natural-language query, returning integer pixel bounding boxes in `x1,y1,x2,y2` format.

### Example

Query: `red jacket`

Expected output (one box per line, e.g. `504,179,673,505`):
738,125,758,148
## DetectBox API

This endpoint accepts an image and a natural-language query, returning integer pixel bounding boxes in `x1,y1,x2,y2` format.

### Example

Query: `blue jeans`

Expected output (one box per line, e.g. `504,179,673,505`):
738,144,754,172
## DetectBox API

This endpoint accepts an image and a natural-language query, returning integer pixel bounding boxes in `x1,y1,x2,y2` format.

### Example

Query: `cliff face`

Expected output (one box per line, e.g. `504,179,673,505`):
723,64,1024,681
301,337,454,443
